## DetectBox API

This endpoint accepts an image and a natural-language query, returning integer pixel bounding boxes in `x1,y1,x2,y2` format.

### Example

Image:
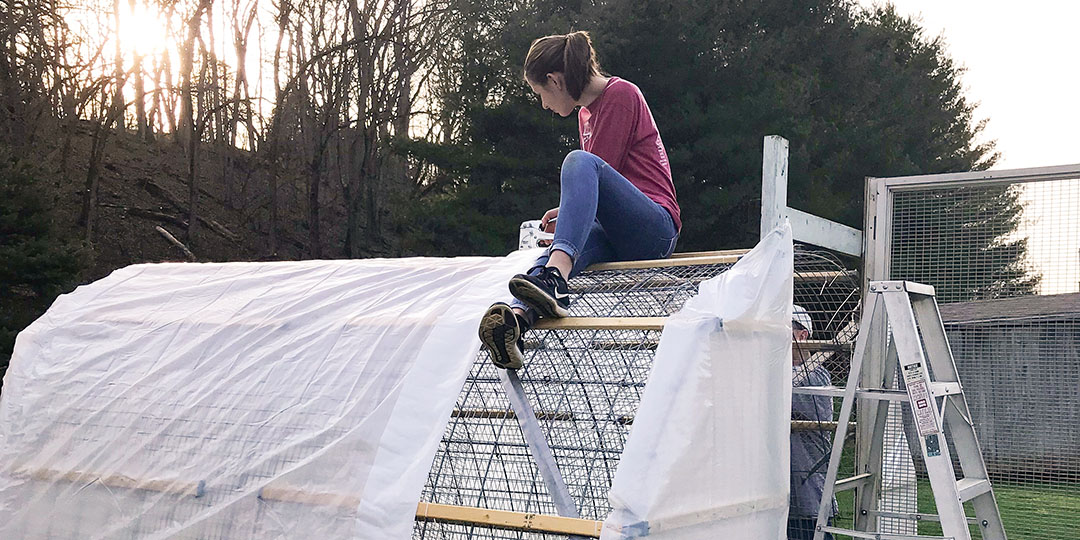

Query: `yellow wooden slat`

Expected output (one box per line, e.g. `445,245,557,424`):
416,502,603,537
668,249,750,259
21,467,204,497
259,486,603,536
585,254,740,272
533,316,667,331
451,409,848,431
533,317,851,349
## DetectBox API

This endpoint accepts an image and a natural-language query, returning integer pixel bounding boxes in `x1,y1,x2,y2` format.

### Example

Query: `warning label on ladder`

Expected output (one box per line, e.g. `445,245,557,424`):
902,363,940,436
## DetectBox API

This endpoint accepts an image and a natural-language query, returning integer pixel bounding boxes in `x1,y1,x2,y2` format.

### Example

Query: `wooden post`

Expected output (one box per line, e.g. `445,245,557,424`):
761,135,789,239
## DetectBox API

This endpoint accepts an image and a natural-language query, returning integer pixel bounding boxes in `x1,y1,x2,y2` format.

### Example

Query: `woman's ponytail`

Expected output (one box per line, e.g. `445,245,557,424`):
524,31,603,101
561,32,599,101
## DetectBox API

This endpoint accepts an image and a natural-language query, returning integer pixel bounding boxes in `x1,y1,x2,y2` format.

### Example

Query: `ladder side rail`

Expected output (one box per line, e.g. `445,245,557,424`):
909,295,1008,540
880,290,971,540
854,339,900,531
813,291,881,540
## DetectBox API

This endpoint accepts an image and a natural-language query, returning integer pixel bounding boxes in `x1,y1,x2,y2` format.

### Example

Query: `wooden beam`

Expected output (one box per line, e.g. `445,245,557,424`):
533,317,666,331
669,249,750,259
20,467,205,497
532,318,852,350
761,135,789,238
416,502,603,537
259,486,604,537
451,409,850,432
571,270,854,295
788,207,863,257
585,254,740,272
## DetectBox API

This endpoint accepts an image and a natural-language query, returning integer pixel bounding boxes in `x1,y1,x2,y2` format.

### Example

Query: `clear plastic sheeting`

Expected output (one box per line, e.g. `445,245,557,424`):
0,251,537,540
602,224,794,539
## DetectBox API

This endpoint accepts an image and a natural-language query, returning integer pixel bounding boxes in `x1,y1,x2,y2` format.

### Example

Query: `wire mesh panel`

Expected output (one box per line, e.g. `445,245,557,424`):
418,250,861,539
878,168,1080,539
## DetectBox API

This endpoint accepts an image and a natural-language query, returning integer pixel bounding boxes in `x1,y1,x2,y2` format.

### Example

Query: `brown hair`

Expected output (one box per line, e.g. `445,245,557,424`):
524,31,603,101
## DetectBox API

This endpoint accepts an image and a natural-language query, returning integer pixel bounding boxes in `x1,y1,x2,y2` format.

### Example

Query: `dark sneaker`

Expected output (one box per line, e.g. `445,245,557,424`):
478,302,527,369
508,266,571,318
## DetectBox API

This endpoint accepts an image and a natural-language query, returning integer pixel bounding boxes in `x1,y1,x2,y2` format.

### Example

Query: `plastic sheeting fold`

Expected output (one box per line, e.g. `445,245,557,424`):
602,224,794,539
0,250,538,539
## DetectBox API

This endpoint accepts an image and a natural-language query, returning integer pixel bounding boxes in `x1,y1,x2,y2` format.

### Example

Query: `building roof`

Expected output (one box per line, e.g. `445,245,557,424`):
939,292,1080,324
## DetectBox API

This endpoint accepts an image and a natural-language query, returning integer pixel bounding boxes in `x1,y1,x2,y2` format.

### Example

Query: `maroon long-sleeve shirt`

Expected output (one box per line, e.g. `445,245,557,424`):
578,77,681,231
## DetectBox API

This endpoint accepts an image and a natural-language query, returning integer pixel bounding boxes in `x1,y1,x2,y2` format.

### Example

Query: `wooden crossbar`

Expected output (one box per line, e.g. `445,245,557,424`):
19,472,602,535
416,501,603,537
531,318,851,351
451,409,846,431
668,249,750,259
257,486,603,536
533,316,666,331
586,254,740,272
19,467,205,497
583,251,855,281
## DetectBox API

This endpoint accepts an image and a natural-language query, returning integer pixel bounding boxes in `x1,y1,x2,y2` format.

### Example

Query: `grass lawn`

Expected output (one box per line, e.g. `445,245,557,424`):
916,478,1080,539
826,439,1078,539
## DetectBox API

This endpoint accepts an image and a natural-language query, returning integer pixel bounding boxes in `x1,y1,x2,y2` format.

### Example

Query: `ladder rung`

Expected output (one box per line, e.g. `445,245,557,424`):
794,383,961,401
835,472,873,492
867,510,981,526
956,477,993,502
793,386,910,401
821,525,950,539
931,382,962,396
868,280,936,297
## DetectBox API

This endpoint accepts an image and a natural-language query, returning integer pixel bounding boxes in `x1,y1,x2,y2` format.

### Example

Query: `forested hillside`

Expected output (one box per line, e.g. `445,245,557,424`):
1,0,1004,372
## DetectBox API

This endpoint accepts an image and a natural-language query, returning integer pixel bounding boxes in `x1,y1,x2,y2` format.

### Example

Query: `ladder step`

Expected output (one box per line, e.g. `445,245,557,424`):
956,477,993,502
794,383,962,400
793,386,910,401
821,525,950,539
835,473,873,492
930,381,962,396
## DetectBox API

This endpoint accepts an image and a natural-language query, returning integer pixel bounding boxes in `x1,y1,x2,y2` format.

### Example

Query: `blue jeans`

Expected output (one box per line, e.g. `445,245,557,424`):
512,150,679,315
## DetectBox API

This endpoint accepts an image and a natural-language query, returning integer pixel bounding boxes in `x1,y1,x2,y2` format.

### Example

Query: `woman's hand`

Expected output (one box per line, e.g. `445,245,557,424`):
540,207,559,233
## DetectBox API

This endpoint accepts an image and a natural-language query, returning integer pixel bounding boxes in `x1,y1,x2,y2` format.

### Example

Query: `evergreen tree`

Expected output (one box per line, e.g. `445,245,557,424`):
403,0,1029,302
0,159,84,380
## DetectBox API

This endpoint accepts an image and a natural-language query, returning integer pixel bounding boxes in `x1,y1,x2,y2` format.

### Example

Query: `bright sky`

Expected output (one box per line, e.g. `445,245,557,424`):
860,1,1080,170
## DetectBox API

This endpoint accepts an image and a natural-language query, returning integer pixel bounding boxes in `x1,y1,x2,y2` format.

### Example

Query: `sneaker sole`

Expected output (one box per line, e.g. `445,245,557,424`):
508,277,571,318
478,304,524,369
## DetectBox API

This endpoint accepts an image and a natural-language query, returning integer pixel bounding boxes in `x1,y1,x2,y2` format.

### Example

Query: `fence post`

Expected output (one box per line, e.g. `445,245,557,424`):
761,135,789,239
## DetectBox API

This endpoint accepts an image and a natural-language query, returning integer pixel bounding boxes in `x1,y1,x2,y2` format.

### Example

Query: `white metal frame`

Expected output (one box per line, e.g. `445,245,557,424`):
861,162,1080,534
863,163,1080,289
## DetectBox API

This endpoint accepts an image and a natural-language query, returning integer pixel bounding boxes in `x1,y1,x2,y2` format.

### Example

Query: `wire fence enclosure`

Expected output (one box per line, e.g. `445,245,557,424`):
866,164,1080,539
415,249,861,538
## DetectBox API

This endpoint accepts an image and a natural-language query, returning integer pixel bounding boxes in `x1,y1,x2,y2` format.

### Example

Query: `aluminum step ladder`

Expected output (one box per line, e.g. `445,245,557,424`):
805,280,1007,540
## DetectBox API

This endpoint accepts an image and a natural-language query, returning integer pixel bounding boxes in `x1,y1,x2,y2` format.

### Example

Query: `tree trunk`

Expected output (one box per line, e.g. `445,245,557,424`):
133,51,150,141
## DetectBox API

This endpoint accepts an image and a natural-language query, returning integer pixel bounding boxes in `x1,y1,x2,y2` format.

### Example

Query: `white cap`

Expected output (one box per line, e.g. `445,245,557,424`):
792,305,812,337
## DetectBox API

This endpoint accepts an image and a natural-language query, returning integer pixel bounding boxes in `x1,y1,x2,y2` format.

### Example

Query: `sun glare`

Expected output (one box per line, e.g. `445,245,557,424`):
117,2,172,57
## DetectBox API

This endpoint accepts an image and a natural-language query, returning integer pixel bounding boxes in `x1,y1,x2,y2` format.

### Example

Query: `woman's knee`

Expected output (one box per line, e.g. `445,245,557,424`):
562,149,599,172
